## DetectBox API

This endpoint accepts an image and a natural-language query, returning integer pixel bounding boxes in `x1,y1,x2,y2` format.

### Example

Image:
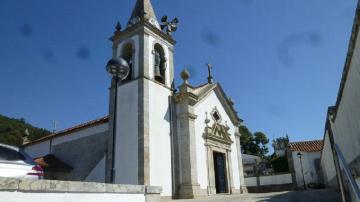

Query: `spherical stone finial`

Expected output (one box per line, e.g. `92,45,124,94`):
181,68,190,82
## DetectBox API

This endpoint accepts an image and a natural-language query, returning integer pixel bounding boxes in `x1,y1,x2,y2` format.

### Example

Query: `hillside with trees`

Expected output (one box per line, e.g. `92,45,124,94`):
0,114,50,146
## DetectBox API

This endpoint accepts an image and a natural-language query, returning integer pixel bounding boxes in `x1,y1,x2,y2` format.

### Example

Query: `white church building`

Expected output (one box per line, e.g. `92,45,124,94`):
22,0,247,198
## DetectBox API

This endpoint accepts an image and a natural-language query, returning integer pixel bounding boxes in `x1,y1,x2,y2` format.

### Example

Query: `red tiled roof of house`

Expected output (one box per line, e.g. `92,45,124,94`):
22,116,109,147
289,140,323,152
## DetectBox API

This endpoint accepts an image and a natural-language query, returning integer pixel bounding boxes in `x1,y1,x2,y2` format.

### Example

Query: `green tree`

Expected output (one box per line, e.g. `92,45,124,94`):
239,125,269,158
272,135,289,150
0,114,50,146
254,132,269,158
270,135,290,172
270,156,289,173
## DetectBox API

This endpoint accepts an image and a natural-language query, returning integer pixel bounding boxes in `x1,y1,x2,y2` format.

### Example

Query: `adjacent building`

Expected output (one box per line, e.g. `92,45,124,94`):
287,140,323,189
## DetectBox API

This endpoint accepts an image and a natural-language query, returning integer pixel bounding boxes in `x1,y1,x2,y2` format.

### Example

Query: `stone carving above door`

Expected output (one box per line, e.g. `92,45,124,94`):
203,122,233,145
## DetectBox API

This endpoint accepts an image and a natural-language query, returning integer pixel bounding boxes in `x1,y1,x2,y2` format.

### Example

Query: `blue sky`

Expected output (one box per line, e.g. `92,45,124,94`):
0,0,358,151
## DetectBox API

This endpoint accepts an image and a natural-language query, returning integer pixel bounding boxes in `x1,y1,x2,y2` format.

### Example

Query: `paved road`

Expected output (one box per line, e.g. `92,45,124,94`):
165,189,341,202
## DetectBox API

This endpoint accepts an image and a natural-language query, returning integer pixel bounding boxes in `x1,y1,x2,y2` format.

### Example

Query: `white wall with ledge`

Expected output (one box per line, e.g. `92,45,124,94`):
244,177,257,187
1,192,144,202
245,173,292,187
260,174,292,186
0,177,162,202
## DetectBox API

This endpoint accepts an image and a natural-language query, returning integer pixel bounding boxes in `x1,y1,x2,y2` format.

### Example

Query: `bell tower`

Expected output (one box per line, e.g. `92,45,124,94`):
106,0,177,197
109,0,176,87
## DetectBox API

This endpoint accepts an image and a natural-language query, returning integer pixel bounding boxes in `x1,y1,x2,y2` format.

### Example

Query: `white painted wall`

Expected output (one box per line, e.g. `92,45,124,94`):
244,174,292,187
244,177,257,187
321,23,360,201
148,81,172,196
194,90,241,190
85,156,105,183
114,80,139,184
260,174,292,186
292,151,321,187
1,192,145,202
331,27,360,171
320,132,337,188
24,140,51,159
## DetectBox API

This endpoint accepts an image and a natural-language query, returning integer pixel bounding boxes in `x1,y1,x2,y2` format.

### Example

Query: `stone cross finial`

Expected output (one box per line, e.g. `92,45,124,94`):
115,22,122,32
207,63,213,84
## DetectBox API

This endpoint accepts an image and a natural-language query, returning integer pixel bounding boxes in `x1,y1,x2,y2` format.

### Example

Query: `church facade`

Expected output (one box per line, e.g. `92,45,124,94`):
23,0,247,198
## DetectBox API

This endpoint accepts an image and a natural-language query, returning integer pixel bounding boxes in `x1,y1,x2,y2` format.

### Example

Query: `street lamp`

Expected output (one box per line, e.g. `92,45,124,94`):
297,152,306,190
106,57,130,183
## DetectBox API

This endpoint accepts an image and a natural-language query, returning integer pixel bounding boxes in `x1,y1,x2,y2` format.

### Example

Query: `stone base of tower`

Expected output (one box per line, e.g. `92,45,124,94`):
175,183,207,199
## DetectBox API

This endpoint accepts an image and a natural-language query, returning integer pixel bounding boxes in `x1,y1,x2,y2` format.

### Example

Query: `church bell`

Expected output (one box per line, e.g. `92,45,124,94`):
154,66,163,82
154,51,164,82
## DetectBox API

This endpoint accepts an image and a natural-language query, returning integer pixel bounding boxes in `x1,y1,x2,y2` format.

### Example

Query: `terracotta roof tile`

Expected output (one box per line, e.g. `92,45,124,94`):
289,140,323,152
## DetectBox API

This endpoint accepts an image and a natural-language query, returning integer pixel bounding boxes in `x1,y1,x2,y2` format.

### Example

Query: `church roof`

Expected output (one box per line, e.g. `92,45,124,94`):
179,82,243,126
192,83,217,99
128,0,158,25
22,116,109,147
288,140,323,152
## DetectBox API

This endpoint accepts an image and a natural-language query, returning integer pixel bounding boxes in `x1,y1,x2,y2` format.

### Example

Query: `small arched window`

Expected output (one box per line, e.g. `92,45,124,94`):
121,43,133,82
154,44,166,84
